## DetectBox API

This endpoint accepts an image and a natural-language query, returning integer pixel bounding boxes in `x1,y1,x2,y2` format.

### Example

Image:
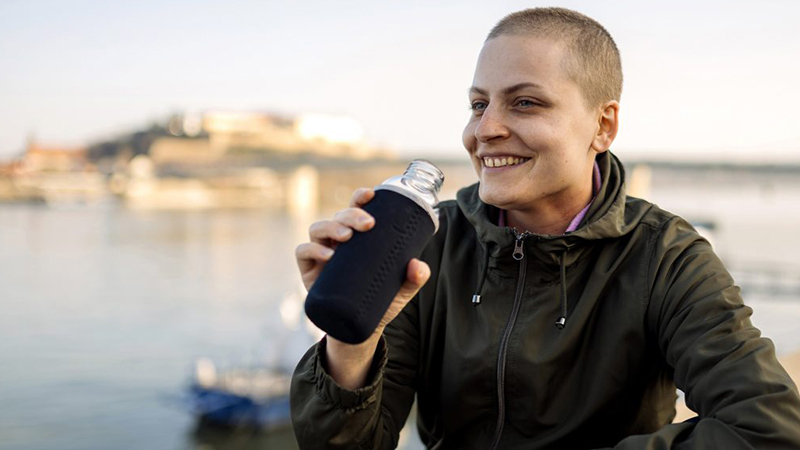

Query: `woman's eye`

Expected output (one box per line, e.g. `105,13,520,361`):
469,101,487,112
515,99,538,108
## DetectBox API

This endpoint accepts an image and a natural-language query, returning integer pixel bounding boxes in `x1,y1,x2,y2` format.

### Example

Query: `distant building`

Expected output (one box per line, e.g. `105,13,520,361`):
23,141,90,173
0,159,22,176
88,111,391,175
197,111,380,159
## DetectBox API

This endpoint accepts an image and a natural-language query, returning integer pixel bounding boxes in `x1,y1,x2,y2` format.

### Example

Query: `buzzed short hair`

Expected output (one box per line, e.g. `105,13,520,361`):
487,7,622,110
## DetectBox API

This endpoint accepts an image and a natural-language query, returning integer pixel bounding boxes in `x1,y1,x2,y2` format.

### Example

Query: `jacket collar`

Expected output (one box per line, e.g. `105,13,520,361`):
456,151,642,267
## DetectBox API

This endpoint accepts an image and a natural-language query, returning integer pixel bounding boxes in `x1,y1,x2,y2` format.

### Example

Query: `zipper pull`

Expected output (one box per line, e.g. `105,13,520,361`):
512,231,527,261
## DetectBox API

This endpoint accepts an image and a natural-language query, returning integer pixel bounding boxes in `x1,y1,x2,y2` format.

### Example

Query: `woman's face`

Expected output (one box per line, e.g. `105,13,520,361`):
462,35,602,213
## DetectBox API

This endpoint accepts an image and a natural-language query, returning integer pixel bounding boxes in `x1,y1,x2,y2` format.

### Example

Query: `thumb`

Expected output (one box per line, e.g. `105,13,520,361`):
395,258,431,302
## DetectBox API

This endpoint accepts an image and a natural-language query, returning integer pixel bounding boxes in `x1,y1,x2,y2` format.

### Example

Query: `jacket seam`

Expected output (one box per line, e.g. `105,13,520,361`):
643,216,679,341
645,217,678,304
642,221,659,340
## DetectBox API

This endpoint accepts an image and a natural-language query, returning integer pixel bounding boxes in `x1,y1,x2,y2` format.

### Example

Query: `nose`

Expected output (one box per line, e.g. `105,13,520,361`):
474,106,510,143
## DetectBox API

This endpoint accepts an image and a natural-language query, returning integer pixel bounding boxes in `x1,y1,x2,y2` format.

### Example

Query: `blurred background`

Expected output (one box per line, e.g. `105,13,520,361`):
1,1,799,449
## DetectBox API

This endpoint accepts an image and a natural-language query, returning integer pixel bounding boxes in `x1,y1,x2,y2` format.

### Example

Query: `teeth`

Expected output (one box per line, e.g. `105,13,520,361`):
482,156,529,168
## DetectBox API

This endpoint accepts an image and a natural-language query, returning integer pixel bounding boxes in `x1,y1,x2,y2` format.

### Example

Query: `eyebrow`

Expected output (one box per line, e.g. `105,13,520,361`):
469,82,545,96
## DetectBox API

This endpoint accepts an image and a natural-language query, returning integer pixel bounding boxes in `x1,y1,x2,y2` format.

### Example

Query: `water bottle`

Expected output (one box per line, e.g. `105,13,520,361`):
304,160,444,344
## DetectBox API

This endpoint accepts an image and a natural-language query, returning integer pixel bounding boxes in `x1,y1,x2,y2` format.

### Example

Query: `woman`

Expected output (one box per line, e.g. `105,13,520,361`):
291,7,800,449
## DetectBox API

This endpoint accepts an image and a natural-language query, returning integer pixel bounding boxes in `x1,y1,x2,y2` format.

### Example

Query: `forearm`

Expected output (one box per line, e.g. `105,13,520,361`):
291,334,413,450
643,221,800,448
326,332,382,390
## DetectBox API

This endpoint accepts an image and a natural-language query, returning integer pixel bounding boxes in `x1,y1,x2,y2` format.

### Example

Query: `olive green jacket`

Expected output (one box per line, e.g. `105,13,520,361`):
291,151,800,449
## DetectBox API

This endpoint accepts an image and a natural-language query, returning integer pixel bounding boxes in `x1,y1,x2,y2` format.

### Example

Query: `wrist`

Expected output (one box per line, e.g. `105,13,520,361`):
324,332,382,390
326,332,381,364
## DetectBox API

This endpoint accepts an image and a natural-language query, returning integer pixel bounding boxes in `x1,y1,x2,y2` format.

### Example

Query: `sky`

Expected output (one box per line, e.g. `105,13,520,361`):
1,0,799,162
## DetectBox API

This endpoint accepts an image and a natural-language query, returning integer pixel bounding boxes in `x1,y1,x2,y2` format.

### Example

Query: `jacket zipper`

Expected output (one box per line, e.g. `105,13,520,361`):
489,229,530,450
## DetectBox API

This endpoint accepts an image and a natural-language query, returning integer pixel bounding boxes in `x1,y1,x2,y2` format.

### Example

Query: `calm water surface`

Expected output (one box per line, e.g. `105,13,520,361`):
0,204,314,450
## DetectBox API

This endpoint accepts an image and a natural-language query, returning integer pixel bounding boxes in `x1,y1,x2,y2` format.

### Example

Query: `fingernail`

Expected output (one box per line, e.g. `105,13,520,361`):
358,216,373,226
322,248,334,258
337,228,350,238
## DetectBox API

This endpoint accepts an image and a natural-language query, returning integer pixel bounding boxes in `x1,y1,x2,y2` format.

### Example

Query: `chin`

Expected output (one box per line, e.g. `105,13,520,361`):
478,184,517,210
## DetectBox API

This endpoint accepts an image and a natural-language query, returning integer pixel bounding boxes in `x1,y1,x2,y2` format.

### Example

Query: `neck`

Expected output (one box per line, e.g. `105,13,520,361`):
506,166,595,236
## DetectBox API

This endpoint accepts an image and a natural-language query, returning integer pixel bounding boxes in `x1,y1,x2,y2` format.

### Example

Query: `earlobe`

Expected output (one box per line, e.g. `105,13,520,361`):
591,100,619,153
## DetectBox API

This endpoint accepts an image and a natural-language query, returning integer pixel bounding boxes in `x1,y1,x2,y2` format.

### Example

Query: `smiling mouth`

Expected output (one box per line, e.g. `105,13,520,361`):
482,156,531,168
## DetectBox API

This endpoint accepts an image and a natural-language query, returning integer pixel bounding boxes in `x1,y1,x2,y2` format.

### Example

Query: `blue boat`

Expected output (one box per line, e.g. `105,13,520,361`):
180,289,323,432
183,358,292,431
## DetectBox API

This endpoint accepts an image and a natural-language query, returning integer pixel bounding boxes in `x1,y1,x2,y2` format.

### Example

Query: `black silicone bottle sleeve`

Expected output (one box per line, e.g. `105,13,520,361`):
304,189,435,344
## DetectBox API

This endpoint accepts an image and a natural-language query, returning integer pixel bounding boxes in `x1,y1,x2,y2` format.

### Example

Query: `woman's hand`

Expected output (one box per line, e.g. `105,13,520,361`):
294,187,431,390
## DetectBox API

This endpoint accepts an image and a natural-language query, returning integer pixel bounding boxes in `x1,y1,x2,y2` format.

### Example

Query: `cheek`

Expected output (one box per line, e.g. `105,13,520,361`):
566,113,598,150
462,123,482,177
522,117,570,156
462,121,477,153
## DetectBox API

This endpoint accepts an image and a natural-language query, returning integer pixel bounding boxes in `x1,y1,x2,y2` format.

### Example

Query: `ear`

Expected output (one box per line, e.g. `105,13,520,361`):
591,100,619,153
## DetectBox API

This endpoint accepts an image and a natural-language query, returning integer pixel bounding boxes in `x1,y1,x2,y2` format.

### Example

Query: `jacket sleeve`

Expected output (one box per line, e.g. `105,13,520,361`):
290,295,421,450
608,216,800,449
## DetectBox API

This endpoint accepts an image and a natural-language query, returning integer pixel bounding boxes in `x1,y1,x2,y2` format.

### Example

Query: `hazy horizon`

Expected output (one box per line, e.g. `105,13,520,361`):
2,0,799,161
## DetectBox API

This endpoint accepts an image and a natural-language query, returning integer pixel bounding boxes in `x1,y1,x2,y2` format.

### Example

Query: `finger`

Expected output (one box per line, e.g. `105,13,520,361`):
333,208,375,232
395,259,431,301
308,220,354,244
295,242,334,271
349,188,375,208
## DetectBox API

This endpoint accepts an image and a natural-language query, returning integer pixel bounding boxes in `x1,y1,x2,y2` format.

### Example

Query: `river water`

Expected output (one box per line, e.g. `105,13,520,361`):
1,163,799,450
0,205,313,450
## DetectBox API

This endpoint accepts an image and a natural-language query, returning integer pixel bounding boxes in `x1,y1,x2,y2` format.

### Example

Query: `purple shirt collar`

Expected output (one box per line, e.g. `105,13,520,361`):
498,159,602,234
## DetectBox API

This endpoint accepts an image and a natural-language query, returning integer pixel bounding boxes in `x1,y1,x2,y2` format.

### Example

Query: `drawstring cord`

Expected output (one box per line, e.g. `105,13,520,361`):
472,244,490,305
471,239,571,331
555,249,568,330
